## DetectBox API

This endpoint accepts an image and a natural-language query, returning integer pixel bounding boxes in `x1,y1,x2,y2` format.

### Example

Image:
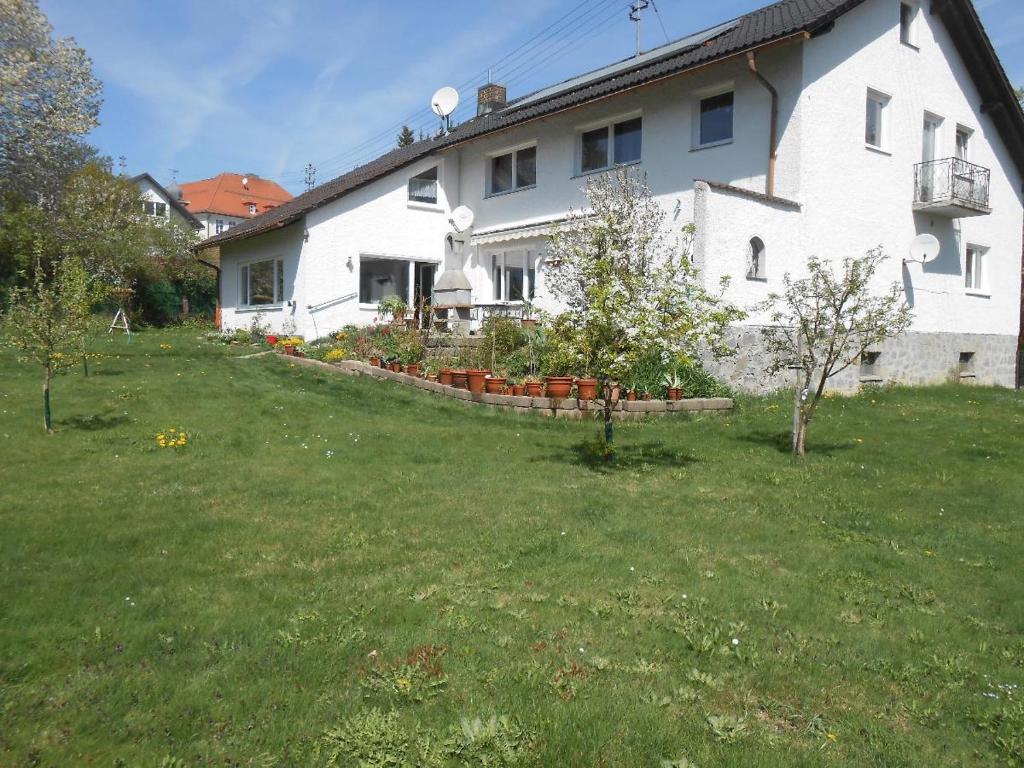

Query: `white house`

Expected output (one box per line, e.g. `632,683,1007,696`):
131,173,201,232
199,0,1024,391
178,173,293,240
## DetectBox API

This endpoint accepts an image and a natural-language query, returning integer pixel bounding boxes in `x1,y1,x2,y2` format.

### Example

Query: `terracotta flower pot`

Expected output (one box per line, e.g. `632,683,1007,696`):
265,335,278,346
642,392,652,401
406,362,421,378
466,369,489,394
666,387,682,401
427,374,438,382
452,370,469,390
511,384,525,396
626,390,637,402
439,368,454,386
545,376,573,399
576,378,598,401
520,318,537,329
484,376,507,394
369,356,381,367
283,345,295,356
389,361,402,373
525,381,543,397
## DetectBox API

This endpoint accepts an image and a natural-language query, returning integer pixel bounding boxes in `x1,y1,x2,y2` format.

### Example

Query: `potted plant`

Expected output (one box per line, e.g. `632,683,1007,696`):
451,369,469,390
576,376,598,401
439,368,454,386
510,382,525,396
545,376,573,399
525,379,543,396
389,359,402,373
406,362,421,377
377,295,408,324
625,377,639,401
265,334,278,346
369,355,381,367
662,369,683,401
520,301,538,329
467,369,490,394
484,373,507,394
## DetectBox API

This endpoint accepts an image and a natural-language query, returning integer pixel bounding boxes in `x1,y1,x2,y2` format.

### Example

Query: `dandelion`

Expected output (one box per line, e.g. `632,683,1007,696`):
731,638,740,646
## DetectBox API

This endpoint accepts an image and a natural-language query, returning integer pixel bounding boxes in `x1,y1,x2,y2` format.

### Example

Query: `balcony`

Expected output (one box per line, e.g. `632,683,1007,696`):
913,157,991,217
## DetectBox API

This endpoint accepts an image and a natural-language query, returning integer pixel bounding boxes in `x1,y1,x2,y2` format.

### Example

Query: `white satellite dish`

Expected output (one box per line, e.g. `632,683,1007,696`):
908,233,941,264
431,86,459,118
241,176,249,188
450,205,475,233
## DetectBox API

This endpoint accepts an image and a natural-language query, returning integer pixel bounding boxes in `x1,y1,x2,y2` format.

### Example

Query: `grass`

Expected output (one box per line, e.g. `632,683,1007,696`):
1,326,1022,766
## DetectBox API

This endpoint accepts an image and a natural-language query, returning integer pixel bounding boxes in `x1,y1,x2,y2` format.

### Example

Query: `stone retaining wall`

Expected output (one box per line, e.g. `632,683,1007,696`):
284,356,733,419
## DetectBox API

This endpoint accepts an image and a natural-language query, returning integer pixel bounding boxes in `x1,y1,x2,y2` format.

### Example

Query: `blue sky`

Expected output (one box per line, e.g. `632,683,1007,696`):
42,0,1024,195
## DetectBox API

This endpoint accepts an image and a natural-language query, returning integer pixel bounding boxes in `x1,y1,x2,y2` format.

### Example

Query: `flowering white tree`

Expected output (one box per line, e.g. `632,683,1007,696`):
761,249,913,456
545,167,744,458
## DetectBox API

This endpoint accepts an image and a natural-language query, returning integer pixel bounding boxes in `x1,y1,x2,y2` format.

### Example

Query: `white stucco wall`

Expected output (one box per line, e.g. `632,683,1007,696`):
798,0,1023,337
195,212,247,241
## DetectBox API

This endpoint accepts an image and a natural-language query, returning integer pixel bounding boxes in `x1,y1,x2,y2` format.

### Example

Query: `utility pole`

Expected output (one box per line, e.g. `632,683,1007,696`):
303,163,317,192
630,1,649,57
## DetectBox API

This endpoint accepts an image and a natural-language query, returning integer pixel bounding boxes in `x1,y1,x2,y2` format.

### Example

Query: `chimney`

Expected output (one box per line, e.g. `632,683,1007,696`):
477,83,507,116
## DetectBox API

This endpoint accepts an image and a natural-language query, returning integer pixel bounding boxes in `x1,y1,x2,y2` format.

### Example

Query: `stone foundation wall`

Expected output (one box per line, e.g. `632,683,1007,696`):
705,327,1019,394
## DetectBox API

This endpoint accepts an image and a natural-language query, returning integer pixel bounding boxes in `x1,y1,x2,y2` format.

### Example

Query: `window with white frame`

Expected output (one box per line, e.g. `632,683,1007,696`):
215,219,225,234
955,125,972,160
489,145,536,195
698,91,734,147
865,89,890,150
248,203,257,215
900,2,918,47
490,250,537,302
408,166,438,205
143,201,167,218
964,245,987,292
360,256,409,304
747,237,766,280
239,258,285,306
579,116,642,174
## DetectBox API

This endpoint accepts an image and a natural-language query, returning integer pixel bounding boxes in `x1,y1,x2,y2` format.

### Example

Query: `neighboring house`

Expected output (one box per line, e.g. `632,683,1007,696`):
131,173,201,231
198,0,1024,391
178,173,293,240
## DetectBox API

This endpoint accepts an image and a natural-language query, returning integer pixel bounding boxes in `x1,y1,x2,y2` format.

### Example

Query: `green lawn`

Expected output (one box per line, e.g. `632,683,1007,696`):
1,327,1022,767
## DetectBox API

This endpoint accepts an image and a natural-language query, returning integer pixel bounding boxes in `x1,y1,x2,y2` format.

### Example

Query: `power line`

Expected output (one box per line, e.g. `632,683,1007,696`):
649,0,671,45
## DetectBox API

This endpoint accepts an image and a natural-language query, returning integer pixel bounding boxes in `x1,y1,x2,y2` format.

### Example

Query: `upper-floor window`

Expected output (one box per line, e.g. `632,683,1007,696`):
408,166,438,205
698,92,734,147
143,201,167,218
248,203,257,215
965,245,987,293
240,258,285,306
579,116,642,174
215,219,225,234
900,2,919,47
956,126,972,160
865,89,891,150
489,145,536,195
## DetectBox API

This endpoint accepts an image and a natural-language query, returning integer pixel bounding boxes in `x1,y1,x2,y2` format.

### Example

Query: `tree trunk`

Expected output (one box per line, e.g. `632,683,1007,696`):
795,414,808,456
602,379,615,463
43,368,53,434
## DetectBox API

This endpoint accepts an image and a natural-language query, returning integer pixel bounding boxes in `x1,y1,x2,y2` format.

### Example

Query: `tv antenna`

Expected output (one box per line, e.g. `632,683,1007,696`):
431,86,459,134
304,163,317,192
630,1,650,57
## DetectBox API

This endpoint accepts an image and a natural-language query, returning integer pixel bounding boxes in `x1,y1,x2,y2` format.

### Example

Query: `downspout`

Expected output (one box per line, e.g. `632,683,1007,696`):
746,51,779,198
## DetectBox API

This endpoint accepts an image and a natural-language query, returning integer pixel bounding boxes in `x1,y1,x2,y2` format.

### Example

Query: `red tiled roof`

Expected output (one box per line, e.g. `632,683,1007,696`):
179,173,292,219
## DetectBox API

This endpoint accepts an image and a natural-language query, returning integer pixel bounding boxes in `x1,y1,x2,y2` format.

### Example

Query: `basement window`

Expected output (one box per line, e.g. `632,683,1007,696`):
958,351,976,378
860,351,882,380
408,166,439,205
240,258,285,306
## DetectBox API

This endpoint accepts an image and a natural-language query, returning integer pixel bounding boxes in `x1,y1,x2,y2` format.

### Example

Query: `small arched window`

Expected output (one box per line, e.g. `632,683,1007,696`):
747,237,766,280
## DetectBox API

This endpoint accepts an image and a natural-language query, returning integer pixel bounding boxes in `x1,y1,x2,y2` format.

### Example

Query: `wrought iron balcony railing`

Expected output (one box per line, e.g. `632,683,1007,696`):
913,157,991,215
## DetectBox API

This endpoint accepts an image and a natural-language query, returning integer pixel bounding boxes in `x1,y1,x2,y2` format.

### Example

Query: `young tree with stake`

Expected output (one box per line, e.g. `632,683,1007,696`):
4,254,92,433
760,249,913,456
545,167,743,459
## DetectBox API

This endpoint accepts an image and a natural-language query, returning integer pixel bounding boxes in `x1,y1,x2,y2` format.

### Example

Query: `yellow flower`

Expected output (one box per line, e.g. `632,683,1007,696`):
827,732,837,742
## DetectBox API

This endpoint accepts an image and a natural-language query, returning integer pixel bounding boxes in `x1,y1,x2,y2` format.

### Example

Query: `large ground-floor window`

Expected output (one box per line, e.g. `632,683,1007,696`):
240,258,284,306
359,256,438,308
490,250,537,302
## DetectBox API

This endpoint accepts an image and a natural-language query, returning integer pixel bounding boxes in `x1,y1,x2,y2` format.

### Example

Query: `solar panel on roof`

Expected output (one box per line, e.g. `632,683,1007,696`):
505,18,740,111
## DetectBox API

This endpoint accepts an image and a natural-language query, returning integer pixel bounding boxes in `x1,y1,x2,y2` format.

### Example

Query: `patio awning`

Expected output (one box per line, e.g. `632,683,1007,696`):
470,216,572,247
